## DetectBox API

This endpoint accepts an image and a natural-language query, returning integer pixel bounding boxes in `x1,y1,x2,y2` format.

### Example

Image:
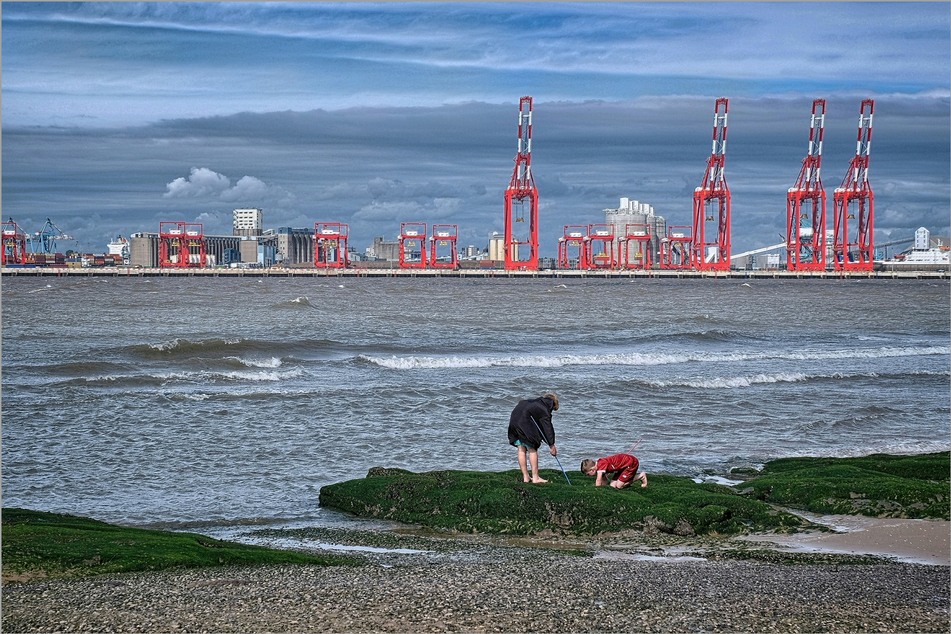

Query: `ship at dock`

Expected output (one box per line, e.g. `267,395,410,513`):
107,235,131,265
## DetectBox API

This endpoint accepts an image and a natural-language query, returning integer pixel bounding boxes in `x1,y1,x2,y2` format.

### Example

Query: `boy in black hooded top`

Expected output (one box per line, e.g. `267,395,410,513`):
507,392,559,483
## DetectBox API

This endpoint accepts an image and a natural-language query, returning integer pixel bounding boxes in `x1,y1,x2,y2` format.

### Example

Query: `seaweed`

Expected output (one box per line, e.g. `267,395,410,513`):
319,469,809,537
319,452,950,536
738,452,949,519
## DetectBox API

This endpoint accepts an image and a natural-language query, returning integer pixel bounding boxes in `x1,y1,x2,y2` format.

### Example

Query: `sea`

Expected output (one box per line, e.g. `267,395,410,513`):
2,276,949,538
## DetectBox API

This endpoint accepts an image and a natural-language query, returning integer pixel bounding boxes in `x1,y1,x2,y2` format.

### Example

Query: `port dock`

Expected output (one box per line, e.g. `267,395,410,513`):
3,266,947,280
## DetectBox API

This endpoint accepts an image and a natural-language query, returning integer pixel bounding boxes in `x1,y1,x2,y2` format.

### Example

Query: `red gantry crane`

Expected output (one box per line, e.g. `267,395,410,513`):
557,225,588,269
398,222,428,269
159,221,206,268
586,224,616,269
429,224,459,269
2,218,28,266
503,96,539,271
692,98,731,271
314,222,349,268
786,99,828,271
660,225,694,269
832,99,875,271
618,222,653,270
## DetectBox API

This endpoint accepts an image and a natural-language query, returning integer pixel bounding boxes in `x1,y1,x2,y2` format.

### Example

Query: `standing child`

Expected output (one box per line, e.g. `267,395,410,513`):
507,392,559,484
580,453,647,489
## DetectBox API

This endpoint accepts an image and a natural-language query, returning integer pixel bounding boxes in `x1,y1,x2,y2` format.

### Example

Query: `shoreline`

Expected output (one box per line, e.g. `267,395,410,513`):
4,515,949,632
3,544,948,633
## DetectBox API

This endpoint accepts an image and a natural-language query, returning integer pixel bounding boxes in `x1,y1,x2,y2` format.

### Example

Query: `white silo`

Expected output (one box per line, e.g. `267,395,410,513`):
603,197,664,266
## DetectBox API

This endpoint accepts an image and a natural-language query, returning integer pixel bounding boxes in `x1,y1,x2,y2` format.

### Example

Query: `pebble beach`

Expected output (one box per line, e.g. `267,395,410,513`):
4,530,949,633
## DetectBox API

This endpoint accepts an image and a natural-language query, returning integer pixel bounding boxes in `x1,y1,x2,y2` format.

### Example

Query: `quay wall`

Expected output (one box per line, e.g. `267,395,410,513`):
2,266,949,280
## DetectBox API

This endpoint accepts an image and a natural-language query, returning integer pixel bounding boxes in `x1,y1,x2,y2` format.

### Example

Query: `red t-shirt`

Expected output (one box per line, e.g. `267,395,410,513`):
595,453,640,483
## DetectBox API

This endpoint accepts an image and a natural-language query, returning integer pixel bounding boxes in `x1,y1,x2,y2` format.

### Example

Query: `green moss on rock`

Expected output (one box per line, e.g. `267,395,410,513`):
738,452,949,519
319,468,809,537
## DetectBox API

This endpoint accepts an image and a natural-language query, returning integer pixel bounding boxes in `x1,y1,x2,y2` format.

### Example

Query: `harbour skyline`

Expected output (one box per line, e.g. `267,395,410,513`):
2,2,949,256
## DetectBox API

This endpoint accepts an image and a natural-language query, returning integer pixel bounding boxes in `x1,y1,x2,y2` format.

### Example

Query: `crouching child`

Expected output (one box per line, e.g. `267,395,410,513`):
580,453,647,489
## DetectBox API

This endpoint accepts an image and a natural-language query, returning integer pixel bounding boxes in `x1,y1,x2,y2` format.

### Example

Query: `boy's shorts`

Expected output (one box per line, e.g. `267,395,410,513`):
513,439,538,449
616,468,639,484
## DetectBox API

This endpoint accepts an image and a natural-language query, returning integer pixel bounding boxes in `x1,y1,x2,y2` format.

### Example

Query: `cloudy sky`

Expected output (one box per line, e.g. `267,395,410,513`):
2,2,949,256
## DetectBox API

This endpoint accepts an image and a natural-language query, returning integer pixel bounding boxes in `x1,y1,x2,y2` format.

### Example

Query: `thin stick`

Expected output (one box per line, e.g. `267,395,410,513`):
530,416,571,485
625,439,643,454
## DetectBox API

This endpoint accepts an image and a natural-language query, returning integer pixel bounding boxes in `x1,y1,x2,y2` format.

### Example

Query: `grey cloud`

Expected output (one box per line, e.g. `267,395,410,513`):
2,97,947,255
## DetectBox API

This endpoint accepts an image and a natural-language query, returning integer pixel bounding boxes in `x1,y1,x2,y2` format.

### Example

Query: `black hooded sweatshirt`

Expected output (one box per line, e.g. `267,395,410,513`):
507,396,556,449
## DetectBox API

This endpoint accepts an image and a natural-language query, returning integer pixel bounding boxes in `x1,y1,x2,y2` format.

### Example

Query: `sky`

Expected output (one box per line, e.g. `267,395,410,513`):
2,1,949,257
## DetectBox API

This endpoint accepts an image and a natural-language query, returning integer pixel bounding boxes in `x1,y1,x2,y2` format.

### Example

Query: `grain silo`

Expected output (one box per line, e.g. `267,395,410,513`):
603,197,665,268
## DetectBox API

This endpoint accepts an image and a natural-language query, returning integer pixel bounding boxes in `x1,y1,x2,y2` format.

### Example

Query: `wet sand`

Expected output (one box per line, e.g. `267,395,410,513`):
2,516,947,632
737,515,951,566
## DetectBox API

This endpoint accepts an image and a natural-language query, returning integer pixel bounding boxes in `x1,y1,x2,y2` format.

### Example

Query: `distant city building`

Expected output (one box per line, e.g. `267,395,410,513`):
233,208,263,237
129,231,275,268
366,236,400,261
272,227,314,265
488,232,506,261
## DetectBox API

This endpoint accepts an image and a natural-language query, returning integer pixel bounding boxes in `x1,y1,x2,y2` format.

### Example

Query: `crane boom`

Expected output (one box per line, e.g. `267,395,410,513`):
832,99,875,271
502,96,539,271
786,99,828,271
691,97,731,271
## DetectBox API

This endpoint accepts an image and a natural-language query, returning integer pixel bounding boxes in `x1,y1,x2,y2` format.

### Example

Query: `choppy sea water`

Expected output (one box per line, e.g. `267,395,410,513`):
2,276,948,534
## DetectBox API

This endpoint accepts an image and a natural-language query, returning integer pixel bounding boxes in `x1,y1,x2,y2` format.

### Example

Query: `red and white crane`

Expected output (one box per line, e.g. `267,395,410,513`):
314,222,350,269
786,99,828,271
832,99,875,271
503,96,539,271
2,217,28,266
692,98,731,271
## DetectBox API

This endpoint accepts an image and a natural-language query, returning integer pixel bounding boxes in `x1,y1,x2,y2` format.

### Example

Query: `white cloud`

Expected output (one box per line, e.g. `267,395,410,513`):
220,175,269,202
164,168,294,207
163,167,230,198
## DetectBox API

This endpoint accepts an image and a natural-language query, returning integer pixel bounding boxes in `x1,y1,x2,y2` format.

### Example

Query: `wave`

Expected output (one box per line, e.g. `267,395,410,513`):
56,366,305,388
637,369,951,390
223,356,283,369
359,345,950,370
127,337,341,358
273,296,314,309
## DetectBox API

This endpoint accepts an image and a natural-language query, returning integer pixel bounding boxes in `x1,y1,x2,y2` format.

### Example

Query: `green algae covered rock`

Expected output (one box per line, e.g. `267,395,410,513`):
319,468,809,537
737,452,949,519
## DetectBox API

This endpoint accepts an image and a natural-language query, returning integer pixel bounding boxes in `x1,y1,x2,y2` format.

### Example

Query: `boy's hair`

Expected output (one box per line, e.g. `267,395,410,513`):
542,392,559,411
580,459,596,473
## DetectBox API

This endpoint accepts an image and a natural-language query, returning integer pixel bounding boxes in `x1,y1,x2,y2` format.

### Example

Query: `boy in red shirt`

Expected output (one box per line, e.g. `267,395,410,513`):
580,453,647,489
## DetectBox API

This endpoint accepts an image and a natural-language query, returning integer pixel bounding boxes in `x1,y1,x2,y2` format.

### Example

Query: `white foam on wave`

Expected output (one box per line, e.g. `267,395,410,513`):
148,337,243,352
226,356,283,368
361,345,949,371
154,367,304,384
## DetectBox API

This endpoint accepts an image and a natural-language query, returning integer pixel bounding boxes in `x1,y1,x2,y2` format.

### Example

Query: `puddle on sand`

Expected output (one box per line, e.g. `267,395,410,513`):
737,514,951,566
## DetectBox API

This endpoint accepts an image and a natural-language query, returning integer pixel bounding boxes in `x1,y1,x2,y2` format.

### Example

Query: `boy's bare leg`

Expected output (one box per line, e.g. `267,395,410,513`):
636,472,648,488
517,446,530,482
529,448,547,483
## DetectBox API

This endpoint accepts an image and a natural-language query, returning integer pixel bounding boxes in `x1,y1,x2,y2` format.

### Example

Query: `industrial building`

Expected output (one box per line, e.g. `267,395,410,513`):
7,96,940,276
